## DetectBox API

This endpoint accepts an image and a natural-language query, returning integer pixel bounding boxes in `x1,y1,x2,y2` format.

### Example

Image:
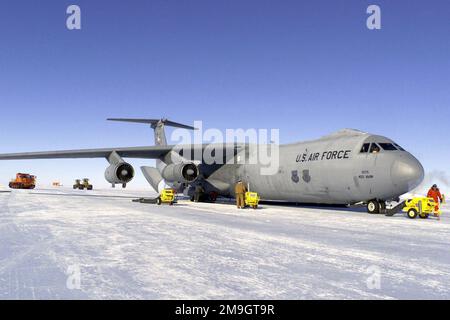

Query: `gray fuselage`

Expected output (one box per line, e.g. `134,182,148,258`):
204,130,424,205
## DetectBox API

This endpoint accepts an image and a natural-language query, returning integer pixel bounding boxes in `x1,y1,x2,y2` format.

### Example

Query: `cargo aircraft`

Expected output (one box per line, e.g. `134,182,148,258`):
0,118,424,213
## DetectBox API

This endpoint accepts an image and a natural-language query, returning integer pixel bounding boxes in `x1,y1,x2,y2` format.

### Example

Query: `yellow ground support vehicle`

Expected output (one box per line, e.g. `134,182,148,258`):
156,188,176,205
245,191,260,209
402,197,440,219
73,178,93,190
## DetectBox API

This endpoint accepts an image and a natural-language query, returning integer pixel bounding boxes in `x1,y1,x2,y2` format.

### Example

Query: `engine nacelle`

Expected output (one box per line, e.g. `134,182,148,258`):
161,163,199,183
105,162,135,186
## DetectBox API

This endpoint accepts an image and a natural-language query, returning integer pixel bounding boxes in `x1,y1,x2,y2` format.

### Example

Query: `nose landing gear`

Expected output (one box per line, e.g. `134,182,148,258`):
367,199,386,214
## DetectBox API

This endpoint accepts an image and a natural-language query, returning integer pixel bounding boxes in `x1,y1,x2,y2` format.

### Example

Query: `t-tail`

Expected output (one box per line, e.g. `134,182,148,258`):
107,118,196,146
107,118,197,192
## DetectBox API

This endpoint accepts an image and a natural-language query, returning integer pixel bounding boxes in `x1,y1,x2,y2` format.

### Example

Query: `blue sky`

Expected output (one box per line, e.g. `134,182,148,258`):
0,0,449,188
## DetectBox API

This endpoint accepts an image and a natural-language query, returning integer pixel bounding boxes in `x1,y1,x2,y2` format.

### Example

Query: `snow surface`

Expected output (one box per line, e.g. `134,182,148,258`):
0,187,449,300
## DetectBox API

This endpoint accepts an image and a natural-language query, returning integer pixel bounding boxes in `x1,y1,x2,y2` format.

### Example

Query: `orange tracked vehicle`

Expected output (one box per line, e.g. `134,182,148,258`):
9,173,36,190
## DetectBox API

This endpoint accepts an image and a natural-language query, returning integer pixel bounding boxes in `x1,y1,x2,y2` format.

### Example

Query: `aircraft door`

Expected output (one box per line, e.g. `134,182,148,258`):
353,142,379,198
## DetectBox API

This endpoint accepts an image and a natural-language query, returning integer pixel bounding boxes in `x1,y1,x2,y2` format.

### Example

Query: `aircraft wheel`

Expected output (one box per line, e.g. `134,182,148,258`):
156,198,162,205
407,209,418,219
367,200,380,214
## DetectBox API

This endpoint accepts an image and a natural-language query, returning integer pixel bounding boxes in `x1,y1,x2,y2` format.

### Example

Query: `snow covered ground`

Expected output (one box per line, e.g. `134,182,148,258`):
0,187,449,300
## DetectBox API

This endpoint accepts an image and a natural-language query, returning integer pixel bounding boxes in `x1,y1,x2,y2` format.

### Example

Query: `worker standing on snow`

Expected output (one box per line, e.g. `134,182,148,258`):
427,184,443,213
194,183,205,203
235,180,247,209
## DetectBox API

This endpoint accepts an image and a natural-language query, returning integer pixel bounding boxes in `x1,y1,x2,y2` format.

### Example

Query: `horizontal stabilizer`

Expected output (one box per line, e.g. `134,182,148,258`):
107,118,197,130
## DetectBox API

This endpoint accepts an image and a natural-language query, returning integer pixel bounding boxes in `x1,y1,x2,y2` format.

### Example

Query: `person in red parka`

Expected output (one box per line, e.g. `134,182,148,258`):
427,184,443,212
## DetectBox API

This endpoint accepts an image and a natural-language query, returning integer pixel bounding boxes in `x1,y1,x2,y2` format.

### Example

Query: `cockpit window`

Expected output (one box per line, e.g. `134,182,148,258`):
394,143,405,151
379,143,398,151
370,143,381,154
360,143,370,153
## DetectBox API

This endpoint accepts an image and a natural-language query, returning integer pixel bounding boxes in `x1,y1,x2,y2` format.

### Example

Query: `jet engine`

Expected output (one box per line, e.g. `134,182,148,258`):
161,163,199,183
105,162,135,187
105,152,135,188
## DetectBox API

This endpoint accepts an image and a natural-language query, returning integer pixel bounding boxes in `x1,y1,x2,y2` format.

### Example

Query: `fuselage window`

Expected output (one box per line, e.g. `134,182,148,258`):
370,143,381,154
360,143,370,153
379,143,397,151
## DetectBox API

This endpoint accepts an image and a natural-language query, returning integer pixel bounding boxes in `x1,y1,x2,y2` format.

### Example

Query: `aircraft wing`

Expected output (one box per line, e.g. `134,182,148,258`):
0,144,244,161
0,146,174,160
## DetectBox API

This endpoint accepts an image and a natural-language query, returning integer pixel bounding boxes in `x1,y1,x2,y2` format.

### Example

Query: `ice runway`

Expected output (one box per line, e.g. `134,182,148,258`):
0,188,449,300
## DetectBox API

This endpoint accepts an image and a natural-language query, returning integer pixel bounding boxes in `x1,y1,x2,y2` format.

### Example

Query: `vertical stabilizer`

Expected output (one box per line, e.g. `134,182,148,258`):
151,120,167,146
107,118,197,172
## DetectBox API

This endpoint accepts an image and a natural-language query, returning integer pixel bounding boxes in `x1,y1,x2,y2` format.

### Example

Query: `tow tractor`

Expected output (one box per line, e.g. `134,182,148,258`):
133,188,176,205
402,197,441,219
384,196,443,219
157,188,176,205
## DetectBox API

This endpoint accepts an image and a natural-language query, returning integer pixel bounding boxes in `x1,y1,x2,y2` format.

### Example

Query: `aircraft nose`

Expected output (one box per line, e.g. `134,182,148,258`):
391,156,424,191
